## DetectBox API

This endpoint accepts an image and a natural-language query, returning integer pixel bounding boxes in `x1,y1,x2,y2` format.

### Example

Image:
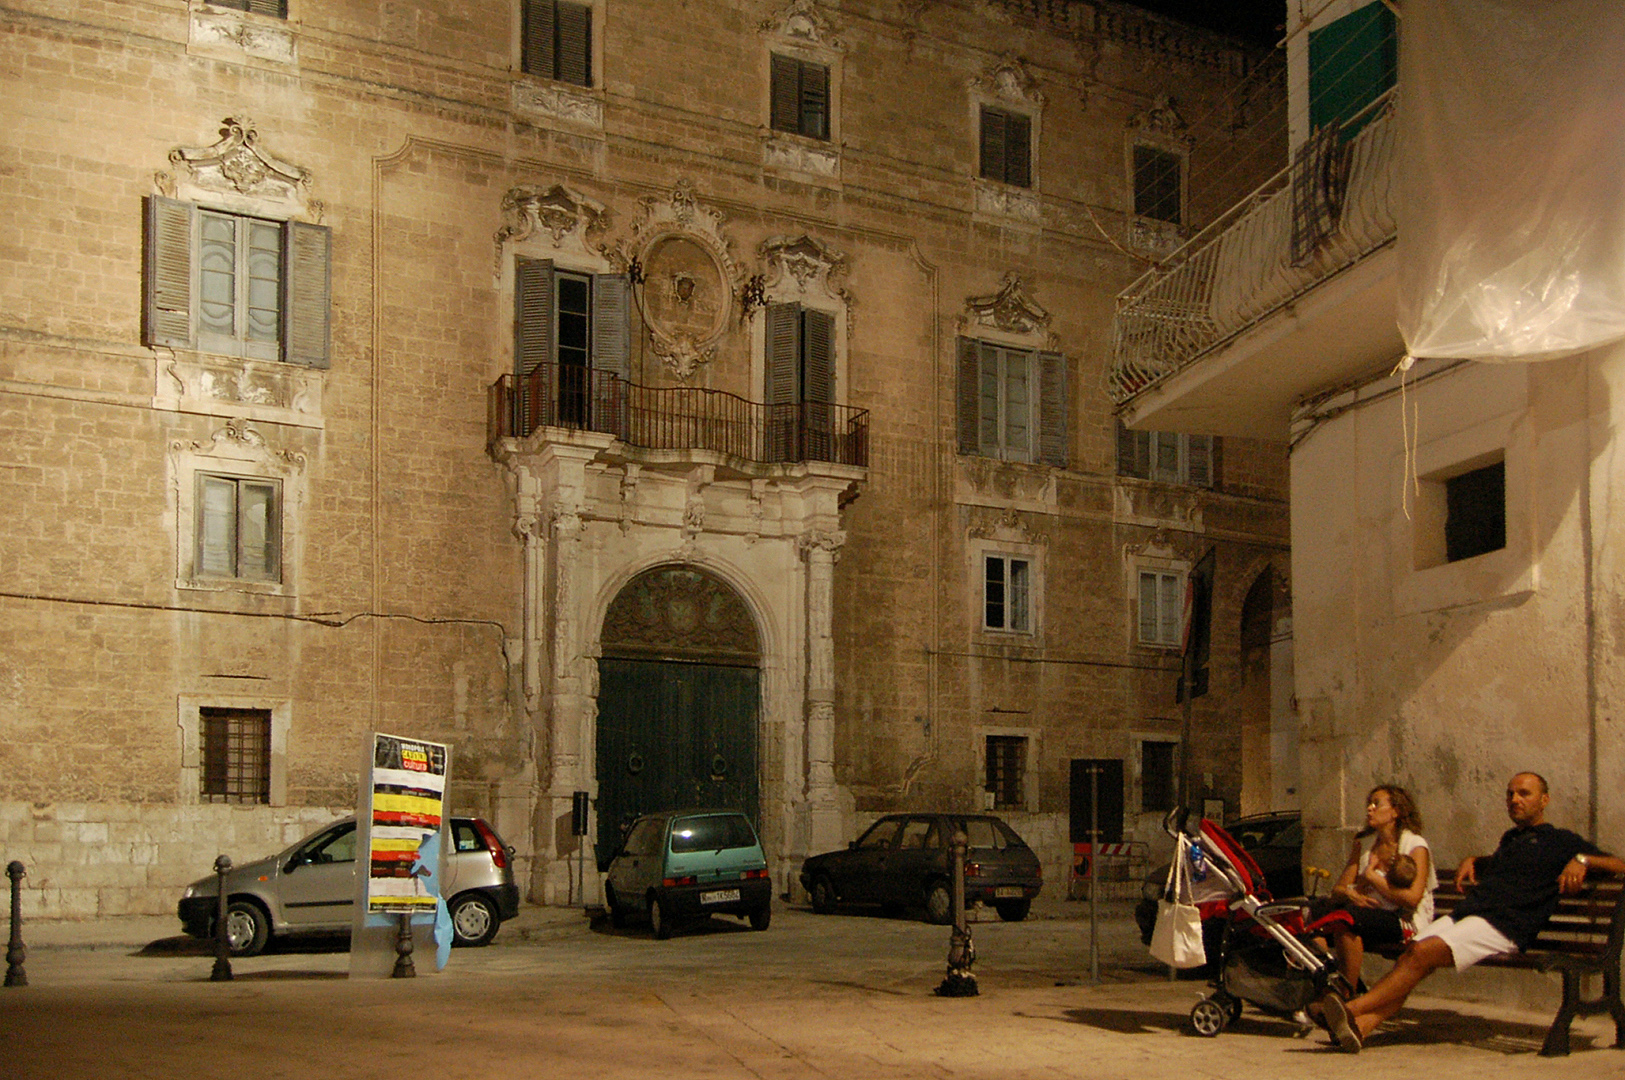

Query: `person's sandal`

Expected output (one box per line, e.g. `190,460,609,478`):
1319,993,1363,1054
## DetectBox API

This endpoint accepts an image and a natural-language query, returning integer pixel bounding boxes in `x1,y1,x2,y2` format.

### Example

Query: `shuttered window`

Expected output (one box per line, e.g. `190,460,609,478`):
1133,144,1183,224
512,258,630,431
955,338,1066,466
210,0,288,17
770,54,830,140
763,302,836,461
143,197,330,367
984,555,1031,633
1138,570,1183,647
197,473,280,583
979,106,1032,188
523,0,593,87
1117,424,1213,487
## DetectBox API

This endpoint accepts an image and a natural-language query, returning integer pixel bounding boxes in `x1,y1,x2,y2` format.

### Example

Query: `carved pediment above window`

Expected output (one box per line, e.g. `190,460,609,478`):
171,417,306,474
959,272,1054,342
759,234,849,303
970,54,1045,109
1127,94,1192,143
967,505,1048,546
760,0,844,50
495,183,612,267
167,117,310,211
620,180,741,380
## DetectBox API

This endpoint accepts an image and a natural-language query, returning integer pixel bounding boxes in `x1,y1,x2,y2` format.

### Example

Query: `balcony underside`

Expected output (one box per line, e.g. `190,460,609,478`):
1120,244,1403,442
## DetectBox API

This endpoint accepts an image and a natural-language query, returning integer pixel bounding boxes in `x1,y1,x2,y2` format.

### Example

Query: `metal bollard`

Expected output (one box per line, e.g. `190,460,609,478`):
211,855,233,982
934,828,978,997
5,861,25,988
392,912,416,978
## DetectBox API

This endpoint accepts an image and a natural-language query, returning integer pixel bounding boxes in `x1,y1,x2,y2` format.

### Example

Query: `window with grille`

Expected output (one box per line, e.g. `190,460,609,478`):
1138,569,1184,647
143,198,330,366
956,339,1067,466
200,707,272,804
522,0,592,87
197,473,280,582
1141,740,1177,813
985,735,1028,810
984,555,1031,633
770,54,830,140
1133,144,1183,224
1117,423,1213,487
979,106,1032,188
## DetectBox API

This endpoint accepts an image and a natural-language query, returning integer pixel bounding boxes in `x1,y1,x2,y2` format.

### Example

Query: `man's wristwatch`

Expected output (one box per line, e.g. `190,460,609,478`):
1576,854,1590,867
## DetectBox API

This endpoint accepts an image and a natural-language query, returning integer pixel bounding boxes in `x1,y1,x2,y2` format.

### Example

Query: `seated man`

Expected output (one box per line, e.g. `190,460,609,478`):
1320,772,1625,1053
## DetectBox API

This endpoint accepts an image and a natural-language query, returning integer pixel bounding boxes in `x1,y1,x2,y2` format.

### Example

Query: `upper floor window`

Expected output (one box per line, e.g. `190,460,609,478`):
211,0,287,17
198,473,281,582
522,0,592,87
984,554,1031,633
513,256,629,425
1132,144,1183,224
1137,569,1184,647
1309,0,1397,137
956,339,1066,466
1117,424,1213,487
764,301,835,459
770,54,830,141
979,106,1032,188
144,198,330,366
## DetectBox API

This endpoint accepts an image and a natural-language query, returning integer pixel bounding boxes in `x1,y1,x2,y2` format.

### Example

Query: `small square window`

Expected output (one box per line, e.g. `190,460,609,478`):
986,735,1028,810
979,106,1032,188
522,0,593,87
1137,569,1183,647
1133,144,1184,224
200,707,272,804
985,554,1031,633
1445,461,1505,563
197,473,281,582
1141,740,1177,813
770,54,830,140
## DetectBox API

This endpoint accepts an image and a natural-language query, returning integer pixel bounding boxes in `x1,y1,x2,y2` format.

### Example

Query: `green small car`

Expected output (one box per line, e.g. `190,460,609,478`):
603,809,772,939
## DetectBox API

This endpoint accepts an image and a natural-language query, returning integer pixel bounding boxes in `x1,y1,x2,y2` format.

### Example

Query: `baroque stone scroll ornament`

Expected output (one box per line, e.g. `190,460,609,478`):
959,272,1059,349
168,116,311,204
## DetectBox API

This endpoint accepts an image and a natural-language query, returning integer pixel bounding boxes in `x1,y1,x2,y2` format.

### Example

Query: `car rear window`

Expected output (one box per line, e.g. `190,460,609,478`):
955,818,1027,851
670,814,758,853
453,821,483,853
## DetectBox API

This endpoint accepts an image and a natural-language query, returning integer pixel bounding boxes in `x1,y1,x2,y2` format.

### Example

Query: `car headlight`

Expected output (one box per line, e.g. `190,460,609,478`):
182,884,198,900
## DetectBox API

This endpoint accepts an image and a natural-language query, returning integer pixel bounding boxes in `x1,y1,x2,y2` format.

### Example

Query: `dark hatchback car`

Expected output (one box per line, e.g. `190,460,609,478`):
1134,810,1303,946
799,812,1042,923
603,809,772,939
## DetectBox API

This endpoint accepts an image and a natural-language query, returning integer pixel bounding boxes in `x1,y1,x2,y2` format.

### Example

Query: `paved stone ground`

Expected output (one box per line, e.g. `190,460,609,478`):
4,898,1622,1079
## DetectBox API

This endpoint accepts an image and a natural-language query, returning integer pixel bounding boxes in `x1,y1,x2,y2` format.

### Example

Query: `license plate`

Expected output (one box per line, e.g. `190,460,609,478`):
994,887,1023,899
700,888,740,904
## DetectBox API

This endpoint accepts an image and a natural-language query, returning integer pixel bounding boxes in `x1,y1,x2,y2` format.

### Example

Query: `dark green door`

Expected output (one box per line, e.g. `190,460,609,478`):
596,659,759,869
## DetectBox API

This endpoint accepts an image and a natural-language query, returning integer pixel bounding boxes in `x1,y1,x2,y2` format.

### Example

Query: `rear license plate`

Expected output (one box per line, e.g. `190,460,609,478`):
700,888,741,904
994,886,1023,899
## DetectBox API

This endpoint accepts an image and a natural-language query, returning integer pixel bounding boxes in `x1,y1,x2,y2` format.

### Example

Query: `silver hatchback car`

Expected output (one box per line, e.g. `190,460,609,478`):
177,816,519,956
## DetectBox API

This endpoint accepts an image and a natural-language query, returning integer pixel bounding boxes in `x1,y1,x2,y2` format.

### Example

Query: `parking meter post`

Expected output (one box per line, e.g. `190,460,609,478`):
391,911,416,978
934,828,978,997
1089,764,1100,985
210,855,233,982
5,861,26,988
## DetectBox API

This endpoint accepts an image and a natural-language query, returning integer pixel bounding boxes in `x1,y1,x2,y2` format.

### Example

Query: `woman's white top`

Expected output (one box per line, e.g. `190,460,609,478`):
1356,828,1436,931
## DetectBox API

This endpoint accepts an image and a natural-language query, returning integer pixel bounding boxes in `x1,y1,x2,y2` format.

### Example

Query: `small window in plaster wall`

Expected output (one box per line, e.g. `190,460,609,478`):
1412,454,1506,570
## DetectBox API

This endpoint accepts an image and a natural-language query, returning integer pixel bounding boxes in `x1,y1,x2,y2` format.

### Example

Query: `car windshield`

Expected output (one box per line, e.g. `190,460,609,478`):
670,814,757,853
1230,816,1299,850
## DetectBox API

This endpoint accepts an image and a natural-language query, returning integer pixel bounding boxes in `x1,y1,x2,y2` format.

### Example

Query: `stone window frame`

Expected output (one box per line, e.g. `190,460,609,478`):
1127,137,1188,227
511,0,606,130
974,723,1040,814
188,1,298,65
1131,730,1181,816
759,14,845,182
178,693,289,806
170,421,307,596
968,534,1045,644
1129,553,1189,651
968,57,1045,221
751,237,851,407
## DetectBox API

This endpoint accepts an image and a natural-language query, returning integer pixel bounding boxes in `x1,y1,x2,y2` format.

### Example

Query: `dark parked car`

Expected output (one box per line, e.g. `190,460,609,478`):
1134,810,1303,947
178,815,519,956
799,812,1043,924
603,809,772,939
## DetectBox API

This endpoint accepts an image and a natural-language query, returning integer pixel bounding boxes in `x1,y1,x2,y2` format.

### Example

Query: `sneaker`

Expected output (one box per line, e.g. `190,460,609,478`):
1319,993,1363,1054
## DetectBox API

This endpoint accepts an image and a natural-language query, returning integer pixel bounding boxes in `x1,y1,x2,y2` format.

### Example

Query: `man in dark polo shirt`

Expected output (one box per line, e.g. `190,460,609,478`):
1320,772,1625,1053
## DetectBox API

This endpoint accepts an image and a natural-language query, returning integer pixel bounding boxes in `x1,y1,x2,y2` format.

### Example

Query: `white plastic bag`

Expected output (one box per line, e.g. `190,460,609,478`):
1150,836,1207,969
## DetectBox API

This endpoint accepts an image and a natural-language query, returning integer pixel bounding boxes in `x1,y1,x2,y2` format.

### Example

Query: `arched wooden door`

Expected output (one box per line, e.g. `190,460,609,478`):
595,566,761,869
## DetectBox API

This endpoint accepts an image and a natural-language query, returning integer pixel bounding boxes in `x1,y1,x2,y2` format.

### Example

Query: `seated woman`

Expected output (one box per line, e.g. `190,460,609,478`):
1314,785,1436,993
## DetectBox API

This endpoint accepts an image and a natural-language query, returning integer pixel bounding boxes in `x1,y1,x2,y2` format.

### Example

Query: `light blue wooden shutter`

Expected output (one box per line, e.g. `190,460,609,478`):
145,196,195,349
282,221,331,368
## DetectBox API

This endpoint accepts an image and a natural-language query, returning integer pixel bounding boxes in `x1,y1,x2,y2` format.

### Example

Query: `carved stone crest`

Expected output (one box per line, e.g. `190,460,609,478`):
961,273,1052,339
760,235,848,297
497,183,610,249
1127,94,1192,140
621,181,741,379
969,54,1045,108
760,0,844,50
171,417,306,472
168,117,310,205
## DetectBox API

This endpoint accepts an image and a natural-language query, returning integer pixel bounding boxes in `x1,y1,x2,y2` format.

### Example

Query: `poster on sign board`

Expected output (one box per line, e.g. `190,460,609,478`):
366,733,448,915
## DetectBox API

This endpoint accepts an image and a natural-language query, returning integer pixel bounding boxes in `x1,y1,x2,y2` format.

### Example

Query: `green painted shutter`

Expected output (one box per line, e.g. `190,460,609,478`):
557,1,591,87
522,0,556,78
801,61,830,140
144,196,195,349
978,107,1005,182
1005,112,1031,188
1308,1,1397,138
515,257,555,376
955,336,980,455
802,309,834,403
1187,435,1213,488
1038,349,1067,468
764,303,798,405
282,221,331,368
1117,422,1150,479
770,54,799,133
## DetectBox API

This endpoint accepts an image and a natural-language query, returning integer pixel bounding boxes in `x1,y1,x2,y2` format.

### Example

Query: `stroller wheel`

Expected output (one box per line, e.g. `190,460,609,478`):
1190,997,1227,1037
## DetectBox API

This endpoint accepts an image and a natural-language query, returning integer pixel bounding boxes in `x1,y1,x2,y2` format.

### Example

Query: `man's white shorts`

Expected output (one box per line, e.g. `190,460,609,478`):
1413,915,1518,970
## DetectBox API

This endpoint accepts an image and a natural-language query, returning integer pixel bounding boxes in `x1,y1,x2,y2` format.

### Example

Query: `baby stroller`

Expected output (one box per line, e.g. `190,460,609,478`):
1155,808,1342,1037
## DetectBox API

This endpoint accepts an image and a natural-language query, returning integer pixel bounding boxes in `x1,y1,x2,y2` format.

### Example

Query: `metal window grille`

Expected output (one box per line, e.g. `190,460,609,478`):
200,707,271,804
986,735,1027,810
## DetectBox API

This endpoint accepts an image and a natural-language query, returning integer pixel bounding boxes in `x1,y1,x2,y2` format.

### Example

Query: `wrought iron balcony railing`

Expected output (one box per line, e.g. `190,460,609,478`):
489,363,870,468
1108,92,1398,404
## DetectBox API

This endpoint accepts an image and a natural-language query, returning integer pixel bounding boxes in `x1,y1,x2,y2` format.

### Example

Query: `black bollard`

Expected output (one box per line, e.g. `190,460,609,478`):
935,828,978,997
391,911,416,978
5,861,25,988
211,855,233,982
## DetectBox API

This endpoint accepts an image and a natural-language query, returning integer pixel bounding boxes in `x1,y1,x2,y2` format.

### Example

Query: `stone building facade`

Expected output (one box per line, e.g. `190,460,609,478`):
0,0,1288,918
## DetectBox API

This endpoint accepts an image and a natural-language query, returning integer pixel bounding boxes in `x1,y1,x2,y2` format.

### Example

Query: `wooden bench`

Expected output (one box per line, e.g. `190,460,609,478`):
1372,874,1625,1056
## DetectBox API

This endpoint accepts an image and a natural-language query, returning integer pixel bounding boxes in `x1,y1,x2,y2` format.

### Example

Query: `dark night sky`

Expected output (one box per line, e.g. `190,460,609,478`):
1121,1,1288,46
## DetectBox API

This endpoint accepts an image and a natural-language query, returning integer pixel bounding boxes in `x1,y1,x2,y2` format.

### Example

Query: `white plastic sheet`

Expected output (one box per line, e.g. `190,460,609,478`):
1397,0,1625,361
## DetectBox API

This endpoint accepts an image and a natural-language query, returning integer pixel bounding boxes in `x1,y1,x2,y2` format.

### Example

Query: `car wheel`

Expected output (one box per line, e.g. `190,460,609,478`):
923,880,953,925
449,892,500,947
810,875,837,915
224,899,269,957
748,904,771,931
604,885,629,929
994,898,1031,922
649,893,673,940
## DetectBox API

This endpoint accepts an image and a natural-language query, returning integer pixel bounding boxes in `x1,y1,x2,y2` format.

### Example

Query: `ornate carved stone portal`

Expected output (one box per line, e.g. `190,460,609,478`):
601,566,760,664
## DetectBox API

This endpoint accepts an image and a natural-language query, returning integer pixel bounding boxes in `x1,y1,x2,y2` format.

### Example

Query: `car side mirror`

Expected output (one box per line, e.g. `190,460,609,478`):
283,857,301,874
